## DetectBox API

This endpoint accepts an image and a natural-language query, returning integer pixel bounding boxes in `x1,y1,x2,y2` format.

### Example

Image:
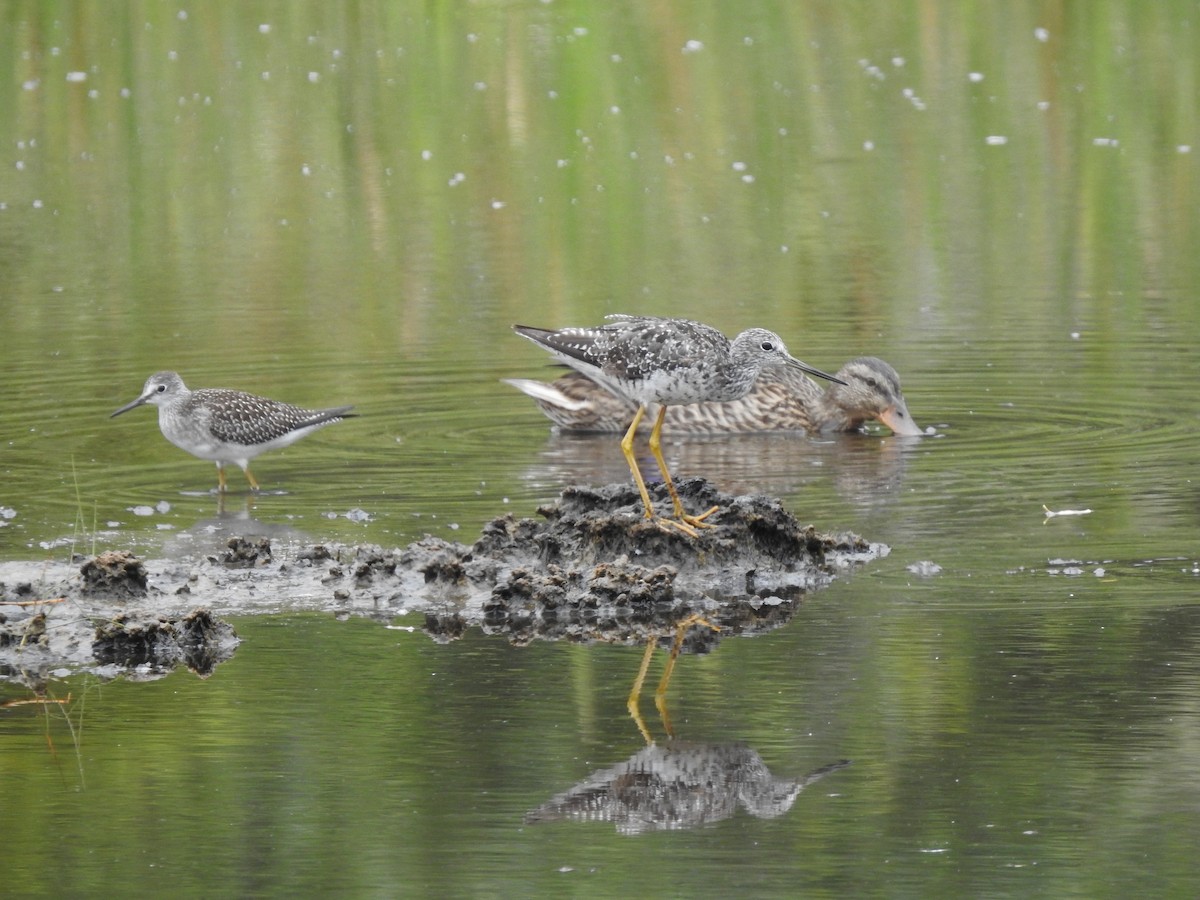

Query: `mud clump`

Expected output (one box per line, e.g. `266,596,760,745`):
80,550,148,598
93,609,238,676
0,610,47,649
416,479,881,652
0,478,885,679
220,537,273,568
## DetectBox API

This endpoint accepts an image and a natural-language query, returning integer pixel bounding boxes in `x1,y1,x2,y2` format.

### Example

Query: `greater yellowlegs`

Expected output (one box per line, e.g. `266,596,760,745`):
505,356,922,436
513,315,845,535
111,371,355,492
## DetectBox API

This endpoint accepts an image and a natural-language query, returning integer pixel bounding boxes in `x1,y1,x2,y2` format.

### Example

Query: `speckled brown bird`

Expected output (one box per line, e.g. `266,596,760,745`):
513,315,845,535
505,355,922,437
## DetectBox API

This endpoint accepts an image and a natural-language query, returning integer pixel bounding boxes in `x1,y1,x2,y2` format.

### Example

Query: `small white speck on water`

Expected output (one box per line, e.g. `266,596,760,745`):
1034,27,1049,42
986,135,1008,145
682,39,704,53
968,71,984,82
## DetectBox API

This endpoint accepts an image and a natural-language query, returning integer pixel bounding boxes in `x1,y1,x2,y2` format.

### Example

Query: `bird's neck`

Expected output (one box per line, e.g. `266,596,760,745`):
713,358,762,400
812,387,865,433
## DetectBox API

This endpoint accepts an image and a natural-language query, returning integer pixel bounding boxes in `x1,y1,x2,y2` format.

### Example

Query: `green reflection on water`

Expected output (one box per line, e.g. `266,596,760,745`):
2,1,1199,896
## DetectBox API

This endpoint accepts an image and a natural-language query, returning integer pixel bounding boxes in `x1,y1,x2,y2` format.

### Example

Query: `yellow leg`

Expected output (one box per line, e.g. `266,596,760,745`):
626,639,657,745
621,406,699,537
216,464,227,493
647,406,719,533
654,614,721,738
620,405,657,521
243,466,260,491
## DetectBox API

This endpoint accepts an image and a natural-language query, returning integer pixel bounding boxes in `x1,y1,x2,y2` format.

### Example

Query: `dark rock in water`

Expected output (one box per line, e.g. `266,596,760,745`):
80,550,149,598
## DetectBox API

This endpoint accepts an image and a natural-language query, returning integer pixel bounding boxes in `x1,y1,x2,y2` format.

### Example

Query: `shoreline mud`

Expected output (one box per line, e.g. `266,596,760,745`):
1,479,885,685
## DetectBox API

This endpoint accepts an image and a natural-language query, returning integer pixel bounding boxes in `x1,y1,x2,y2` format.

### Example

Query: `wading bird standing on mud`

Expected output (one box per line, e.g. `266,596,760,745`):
514,315,845,536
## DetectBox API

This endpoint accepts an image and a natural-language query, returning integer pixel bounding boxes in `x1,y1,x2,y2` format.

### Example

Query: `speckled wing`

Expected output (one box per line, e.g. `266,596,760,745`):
594,318,724,383
513,326,608,369
191,389,352,445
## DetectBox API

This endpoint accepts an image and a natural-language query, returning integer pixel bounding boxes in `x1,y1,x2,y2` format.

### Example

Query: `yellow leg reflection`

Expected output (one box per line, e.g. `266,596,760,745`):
626,614,721,744
626,639,658,745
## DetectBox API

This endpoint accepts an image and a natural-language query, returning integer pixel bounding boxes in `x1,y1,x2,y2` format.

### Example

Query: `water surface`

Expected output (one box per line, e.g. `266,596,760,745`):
2,2,1198,897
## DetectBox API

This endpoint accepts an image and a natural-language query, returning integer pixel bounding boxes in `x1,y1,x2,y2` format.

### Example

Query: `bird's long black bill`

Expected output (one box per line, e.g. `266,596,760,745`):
110,395,150,418
787,357,847,386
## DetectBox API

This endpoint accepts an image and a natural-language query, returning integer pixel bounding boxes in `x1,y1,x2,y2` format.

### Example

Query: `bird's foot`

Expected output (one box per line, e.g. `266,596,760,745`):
652,515,700,539
650,507,718,539
679,505,719,531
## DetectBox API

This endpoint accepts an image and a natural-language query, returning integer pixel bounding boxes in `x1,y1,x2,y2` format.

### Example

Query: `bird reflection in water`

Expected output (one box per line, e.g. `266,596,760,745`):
525,743,850,835
526,614,851,834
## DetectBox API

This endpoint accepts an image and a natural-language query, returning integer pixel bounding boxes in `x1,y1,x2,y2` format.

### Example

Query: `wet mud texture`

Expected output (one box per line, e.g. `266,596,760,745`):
0,479,884,683
413,480,881,650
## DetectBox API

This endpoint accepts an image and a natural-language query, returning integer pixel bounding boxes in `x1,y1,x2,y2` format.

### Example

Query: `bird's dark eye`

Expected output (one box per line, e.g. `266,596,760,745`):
760,340,775,352
866,378,878,389
157,384,167,393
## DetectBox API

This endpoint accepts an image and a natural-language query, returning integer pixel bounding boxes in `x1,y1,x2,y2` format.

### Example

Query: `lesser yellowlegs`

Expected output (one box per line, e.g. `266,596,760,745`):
513,315,846,535
111,371,355,492
505,355,922,436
